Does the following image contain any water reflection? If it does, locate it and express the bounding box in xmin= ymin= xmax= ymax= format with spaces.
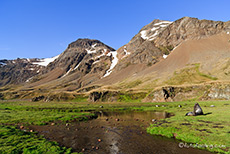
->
xmin=28 ymin=111 xmax=212 ymax=154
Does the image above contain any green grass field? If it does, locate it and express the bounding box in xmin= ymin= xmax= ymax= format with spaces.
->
xmin=0 ymin=101 xmax=97 ymax=154
xmin=146 ymin=100 xmax=230 ymax=154
xmin=0 ymin=100 xmax=229 ymax=153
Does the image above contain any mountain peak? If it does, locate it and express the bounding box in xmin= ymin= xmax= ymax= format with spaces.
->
xmin=68 ymin=38 xmax=115 ymax=51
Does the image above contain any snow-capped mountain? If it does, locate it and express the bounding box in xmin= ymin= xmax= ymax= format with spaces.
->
xmin=2 ymin=17 xmax=230 ymax=101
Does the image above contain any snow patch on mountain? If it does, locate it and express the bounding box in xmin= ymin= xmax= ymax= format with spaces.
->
xmin=140 ymin=20 xmax=171 ymax=41
xmin=62 ymin=68 xmax=73 ymax=78
xmin=92 ymin=43 xmax=97 ymax=48
xmin=122 ymin=46 xmax=131 ymax=59
xmin=154 ymin=21 xmax=172 ymax=26
xmin=0 ymin=62 xmax=7 ymax=65
xmin=151 ymin=27 xmax=159 ymax=31
xmin=148 ymin=31 xmax=159 ymax=41
xmin=86 ymin=49 xmax=97 ymax=54
xmin=103 ymin=51 xmax=118 ymax=78
xmin=33 ymin=55 xmax=60 ymax=66
xmin=26 ymin=77 xmax=33 ymax=83
xmin=140 ymin=30 xmax=148 ymax=40
xmin=86 ymin=43 xmax=98 ymax=54
xmin=73 ymin=61 xmax=82 ymax=70
xmin=163 ymin=54 xmax=168 ymax=59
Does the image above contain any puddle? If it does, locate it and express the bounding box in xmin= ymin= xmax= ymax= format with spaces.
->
xmin=29 ymin=111 xmax=212 ymax=154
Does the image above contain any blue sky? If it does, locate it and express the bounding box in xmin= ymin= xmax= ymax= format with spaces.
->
xmin=0 ymin=0 xmax=230 ymax=59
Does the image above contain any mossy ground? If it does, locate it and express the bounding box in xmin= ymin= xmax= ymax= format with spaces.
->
xmin=0 ymin=125 xmax=74 ymax=154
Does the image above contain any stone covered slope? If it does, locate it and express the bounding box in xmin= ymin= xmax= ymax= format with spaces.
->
xmin=0 ymin=58 xmax=44 ymax=86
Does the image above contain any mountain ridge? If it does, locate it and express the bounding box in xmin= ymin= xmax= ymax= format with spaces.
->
xmin=1 ymin=16 xmax=230 ymax=102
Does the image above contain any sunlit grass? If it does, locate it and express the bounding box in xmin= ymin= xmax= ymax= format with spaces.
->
xmin=147 ymin=100 xmax=230 ymax=153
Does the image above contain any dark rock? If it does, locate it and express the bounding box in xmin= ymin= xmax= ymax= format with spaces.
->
xmin=32 ymin=95 xmax=45 ymax=102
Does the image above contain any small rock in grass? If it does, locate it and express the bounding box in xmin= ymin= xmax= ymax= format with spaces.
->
xmin=115 ymin=118 xmax=119 ymax=121
xmin=98 ymin=138 xmax=102 ymax=142
xmin=96 ymin=146 xmax=99 ymax=150
xmin=30 ymin=130 xmax=33 ymax=132
xmin=82 ymin=148 xmax=85 ymax=152
xmin=156 ymin=105 xmax=159 ymax=107
xmin=66 ymin=123 xmax=69 ymax=126
xmin=99 ymin=106 xmax=104 ymax=108
xmin=152 ymin=119 xmax=156 ymax=122
xmin=210 ymin=105 xmax=215 ymax=107
xmin=20 ymin=126 xmax=24 ymax=129
xmin=178 ymin=105 xmax=182 ymax=108
xmin=51 ymin=123 xmax=55 ymax=126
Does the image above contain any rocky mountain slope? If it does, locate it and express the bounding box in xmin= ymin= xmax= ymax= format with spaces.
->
xmin=1 ymin=17 xmax=230 ymax=102
xmin=27 ymin=39 xmax=117 ymax=90
xmin=116 ymin=17 xmax=230 ymax=69
xmin=0 ymin=58 xmax=45 ymax=86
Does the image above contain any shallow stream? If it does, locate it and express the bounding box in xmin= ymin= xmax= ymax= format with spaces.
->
xmin=29 ymin=111 xmax=212 ymax=154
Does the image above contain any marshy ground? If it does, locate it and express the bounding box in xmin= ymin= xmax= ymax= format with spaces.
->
xmin=0 ymin=100 xmax=229 ymax=153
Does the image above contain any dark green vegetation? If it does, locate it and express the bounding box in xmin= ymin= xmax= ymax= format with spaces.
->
xmin=0 ymin=126 xmax=73 ymax=154
xmin=0 ymin=100 xmax=229 ymax=153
